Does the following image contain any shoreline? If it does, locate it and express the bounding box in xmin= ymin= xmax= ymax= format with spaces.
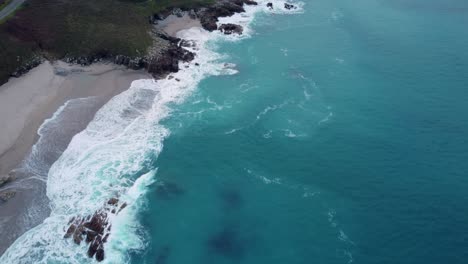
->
xmin=0 ymin=12 xmax=199 ymax=254
xmin=0 ymin=60 xmax=150 ymax=254
xmin=0 ymin=0 xmax=300 ymax=260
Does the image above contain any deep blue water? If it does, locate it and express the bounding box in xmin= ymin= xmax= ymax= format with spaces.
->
xmin=137 ymin=0 xmax=468 ymax=263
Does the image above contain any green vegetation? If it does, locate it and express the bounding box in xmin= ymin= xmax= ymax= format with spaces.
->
xmin=0 ymin=0 xmax=214 ymax=85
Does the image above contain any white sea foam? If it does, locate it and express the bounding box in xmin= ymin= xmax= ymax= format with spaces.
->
xmin=327 ymin=209 xmax=356 ymax=263
xmin=256 ymin=100 xmax=290 ymax=120
xmin=318 ymin=110 xmax=334 ymax=125
xmin=245 ymin=167 xmax=319 ymax=199
xmin=0 ymin=1 xmax=304 ymax=263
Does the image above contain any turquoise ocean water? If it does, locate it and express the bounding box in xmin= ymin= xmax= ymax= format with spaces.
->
xmin=138 ymin=1 xmax=468 ymax=263
xmin=2 ymin=0 xmax=468 ymax=263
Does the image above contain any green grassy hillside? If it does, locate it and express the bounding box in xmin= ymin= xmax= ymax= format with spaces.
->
xmin=0 ymin=0 xmax=214 ymax=85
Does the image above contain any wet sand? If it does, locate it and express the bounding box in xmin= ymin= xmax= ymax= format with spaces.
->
xmin=0 ymin=61 xmax=150 ymax=254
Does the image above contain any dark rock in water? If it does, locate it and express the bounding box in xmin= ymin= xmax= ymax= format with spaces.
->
xmin=244 ymin=0 xmax=258 ymax=5
xmin=107 ymin=197 xmax=119 ymax=206
xmin=155 ymin=246 xmax=171 ymax=264
xmin=232 ymin=0 xmax=258 ymax=6
xmin=64 ymin=198 xmax=126 ymax=262
xmin=219 ymin=23 xmax=243 ymax=35
xmin=284 ymin=3 xmax=296 ymax=10
xmin=208 ymin=227 xmax=244 ymax=259
xmin=267 ymin=2 xmax=273 ymax=9
xmin=0 ymin=190 xmax=16 ymax=202
xmin=195 ymin=63 xmax=200 ymax=66
xmin=200 ymin=15 xmax=219 ymax=31
xmin=96 ymin=247 xmax=105 ymax=262
xmin=146 ymin=42 xmax=195 ymax=77
xmin=155 ymin=182 xmax=185 ymax=200
xmin=87 ymin=235 xmax=102 ymax=258
xmin=113 ymin=29 xmax=195 ymax=78
xmin=219 ymin=189 xmax=243 ymax=210
xmin=149 ymin=13 xmax=163 ymax=24
xmin=179 ymin=39 xmax=196 ymax=48
xmin=198 ymin=0 xmax=248 ymax=31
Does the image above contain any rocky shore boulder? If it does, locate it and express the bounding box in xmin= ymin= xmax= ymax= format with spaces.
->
xmin=199 ymin=0 xmax=258 ymax=31
xmin=64 ymin=198 xmax=127 ymax=262
xmin=219 ymin=23 xmax=244 ymax=35
xmin=113 ymin=28 xmax=195 ymax=78
xmin=232 ymin=0 xmax=258 ymax=6
xmin=0 ymin=190 xmax=16 ymax=202
xmin=267 ymin=2 xmax=273 ymax=9
xmin=284 ymin=3 xmax=296 ymax=10
xmin=146 ymin=42 xmax=195 ymax=77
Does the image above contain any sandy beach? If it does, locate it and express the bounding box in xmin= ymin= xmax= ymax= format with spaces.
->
xmin=0 ymin=13 xmax=201 ymax=256
xmin=0 ymin=61 xmax=150 ymax=254
xmin=156 ymin=14 xmax=202 ymax=37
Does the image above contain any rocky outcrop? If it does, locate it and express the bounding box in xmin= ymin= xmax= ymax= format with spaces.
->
xmin=267 ymin=2 xmax=273 ymax=9
xmin=198 ymin=0 xmax=257 ymax=31
xmin=115 ymin=28 xmax=194 ymax=77
xmin=10 ymin=56 xmax=43 ymax=78
xmin=64 ymin=198 xmax=127 ymax=262
xmin=0 ymin=190 xmax=16 ymax=202
xmin=59 ymin=27 xmax=194 ymax=79
xmin=219 ymin=23 xmax=244 ymax=35
xmin=284 ymin=3 xmax=296 ymax=10
xmin=145 ymin=41 xmax=195 ymax=77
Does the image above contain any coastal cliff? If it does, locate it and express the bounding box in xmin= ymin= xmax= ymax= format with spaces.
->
xmin=0 ymin=0 xmax=214 ymax=85
xmin=0 ymin=0 xmax=264 ymax=86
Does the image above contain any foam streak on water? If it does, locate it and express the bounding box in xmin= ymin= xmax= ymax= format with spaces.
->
xmin=0 ymin=1 xmax=303 ymax=263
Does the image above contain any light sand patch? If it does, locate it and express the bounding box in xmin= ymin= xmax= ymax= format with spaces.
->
xmin=157 ymin=14 xmax=202 ymax=37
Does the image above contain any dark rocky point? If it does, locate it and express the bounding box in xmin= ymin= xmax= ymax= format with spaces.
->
xmin=219 ymin=23 xmax=244 ymax=35
xmin=284 ymin=3 xmax=296 ymax=10
xmin=198 ymin=0 xmax=256 ymax=31
xmin=179 ymin=39 xmax=196 ymax=48
xmin=267 ymin=2 xmax=273 ymax=9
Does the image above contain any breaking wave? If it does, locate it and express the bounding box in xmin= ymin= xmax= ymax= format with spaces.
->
xmin=0 ymin=1 xmax=303 ymax=263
